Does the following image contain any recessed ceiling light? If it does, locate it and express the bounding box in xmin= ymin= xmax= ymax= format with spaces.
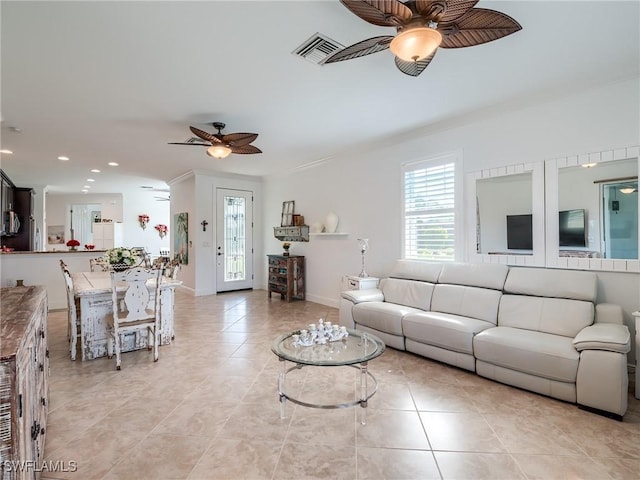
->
xmin=108 ymin=162 xmax=119 ymax=166
xmin=90 ymin=169 xmax=101 ymax=173
xmin=83 ymin=185 xmax=91 ymax=189
xmin=87 ymin=178 xmax=95 ymax=182
xmin=81 ymin=189 xmax=88 ymax=193
xmin=0 ymin=149 xmax=13 ymax=154
xmin=58 ymin=156 xmax=70 ymax=161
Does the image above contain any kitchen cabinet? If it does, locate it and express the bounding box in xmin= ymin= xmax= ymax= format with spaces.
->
xmin=267 ymin=255 xmax=305 ymax=302
xmin=0 ymin=286 xmax=49 ymax=480
xmin=92 ymin=222 xmax=123 ymax=250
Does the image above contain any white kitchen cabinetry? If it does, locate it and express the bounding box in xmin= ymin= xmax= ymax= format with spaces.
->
xmin=92 ymin=222 xmax=123 ymax=250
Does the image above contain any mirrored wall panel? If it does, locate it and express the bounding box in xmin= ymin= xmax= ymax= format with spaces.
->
xmin=466 ymin=162 xmax=545 ymax=266
xmin=546 ymin=145 xmax=640 ymax=272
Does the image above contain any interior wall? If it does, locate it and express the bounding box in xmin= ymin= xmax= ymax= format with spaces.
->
xmin=193 ymin=171 xmax=262 ymax=297
xmin=121 ymin=188 xmax=171 ymax=257
xmin=169 ymin=174 xmax=196 ymax=292
xmin=45 ymin=193 xmax=123 ymax=249
xmin=262 ymin=77 xmax=640 ymax=361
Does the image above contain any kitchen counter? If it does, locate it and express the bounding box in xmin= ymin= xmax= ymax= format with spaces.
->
xmin=0 ymin=250 xmax=115 ymax=309
xmin=1 ymin=249 xmax=106 ymax=254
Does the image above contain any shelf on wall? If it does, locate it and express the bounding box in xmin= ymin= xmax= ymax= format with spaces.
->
xmin=309 ymin=232 xmax=349 ymax=236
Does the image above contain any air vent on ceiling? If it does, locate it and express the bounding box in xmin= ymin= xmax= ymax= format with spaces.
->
xmin=293 ymin=33 xmax=344 ymax=65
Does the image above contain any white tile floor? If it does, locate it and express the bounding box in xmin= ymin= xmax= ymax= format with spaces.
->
xmin=43 ymin=289 xmax=640 ymax=479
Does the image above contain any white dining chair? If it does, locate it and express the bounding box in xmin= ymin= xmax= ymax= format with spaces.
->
xmin=59 ymin=260 xmax=80 ymax=361
xmin=106 ymin=267 xmax=162 ymax=370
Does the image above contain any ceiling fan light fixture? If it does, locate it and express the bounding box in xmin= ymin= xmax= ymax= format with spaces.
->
xmin=206 ymin=144 xmax=232 ymax=159
xmin=390 ymin=25 xmax=442 ymax=62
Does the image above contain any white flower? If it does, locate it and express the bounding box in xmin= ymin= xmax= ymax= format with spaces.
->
xmin=122 ymin=250 xmax=130 ymax=258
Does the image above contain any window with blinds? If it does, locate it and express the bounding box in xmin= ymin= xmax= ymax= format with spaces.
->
xmin=403 ymin=157 xmax=457 ymax=261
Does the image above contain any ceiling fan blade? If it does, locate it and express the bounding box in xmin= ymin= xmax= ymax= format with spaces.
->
xmin=230 ymin=145 xmax=262 ymax=155
xmin=339 ymin=0 xmax=412 ymax=27
xmin=439 ymin=8 xmax=522 ymax=48
xmin=323 ymin=36 xmax=393 ymax=64
xmin=394 ymin=50 xmax=437 ymax=77
xmin=189 ymin=126 xmax=223 ymax=144
xmin=168 ymin=141 xmax=209 ymax=146
xmin=416 ymin=0 xmax=479 ymax=23
xmin=222 ymin=133 xmax=258 ymax=147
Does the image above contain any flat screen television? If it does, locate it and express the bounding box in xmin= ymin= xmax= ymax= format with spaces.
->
xmin=506 ymin=214 xmax=533 ymax=250
xmin=559 ymin=209 xmax=586 ymax=247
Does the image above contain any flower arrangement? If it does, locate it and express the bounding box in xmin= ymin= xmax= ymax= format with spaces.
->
xmin=138 ymin=214 xmax=150 ymax=230
xmin=66 ymin=239 xmax=80 ymax=250
xmin=282 ymin=242 xmax=291 ymax=256
xmin=103 ymin=247 xmax=139 ymax=267
xmin=84 ymin=244 xmax=95 ymax=250
xmin=155 ymin=224 xmax=168 ymax=238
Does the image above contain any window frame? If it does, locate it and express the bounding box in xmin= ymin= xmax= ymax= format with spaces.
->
xmin=401 ymin=151 xmax=464 ymax=262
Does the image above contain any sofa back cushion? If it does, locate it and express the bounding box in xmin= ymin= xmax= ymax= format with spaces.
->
xmin=380 ymin=278 xmax=435 ymax=311
xmin=438 ymin=263 xmax=509 ymax=291
xmin=504 ymin=267 xmax=597 ymax=302
xmin=389 ymin=260 xmax=442 ymax=283
xmin=499 ymin=294 xmax=594 ymax=337
xmin=431 ymin=284 xmax=502 ymax=324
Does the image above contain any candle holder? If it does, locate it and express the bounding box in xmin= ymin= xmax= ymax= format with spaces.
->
xmin=358 ymin=238 xmax=369 ymax=277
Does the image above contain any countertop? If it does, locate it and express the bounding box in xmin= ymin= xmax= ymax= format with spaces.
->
xmin=0 ymin=286 xmax=47 ymax=360
xmin=1 ymin=249 xmax=106 ymax=255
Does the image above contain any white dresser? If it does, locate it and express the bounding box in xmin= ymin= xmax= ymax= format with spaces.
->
xmin=343 ymin=275 xmax=379 ymax=291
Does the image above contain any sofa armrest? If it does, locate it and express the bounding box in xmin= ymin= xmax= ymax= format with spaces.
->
xmin=595 ymin=303 xmax=624 ymax=324
xmin=341 ymin=288 xmax=384 ymax=304
xmin=573 ymin=323 xmax=630 ymax=354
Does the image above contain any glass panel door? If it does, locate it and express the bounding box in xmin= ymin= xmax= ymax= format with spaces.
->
xmin=216 ymin=188 xmax=253 ymax=292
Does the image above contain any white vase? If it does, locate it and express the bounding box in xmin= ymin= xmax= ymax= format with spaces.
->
xmin=324 ymin=212 xmax=339 ymax=233
xmin=310 ymin=222 xmax=324 ymax=233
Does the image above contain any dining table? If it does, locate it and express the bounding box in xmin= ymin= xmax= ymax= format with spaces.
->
xmin=71 ymin=271 xmax=182 ymax=361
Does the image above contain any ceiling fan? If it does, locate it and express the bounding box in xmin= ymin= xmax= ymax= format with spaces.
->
xmin=323 ymin=0 xmax=522 ymax=77
xmin=169 ymin=122 xmax=262 ymax=159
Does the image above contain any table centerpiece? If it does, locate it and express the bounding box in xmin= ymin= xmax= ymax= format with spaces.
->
xmin=103 ymin=247 xmax=139 ymax=271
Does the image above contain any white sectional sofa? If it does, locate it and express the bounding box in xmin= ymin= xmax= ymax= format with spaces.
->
xmin=339 ymin=260 xmax=632 ymax=418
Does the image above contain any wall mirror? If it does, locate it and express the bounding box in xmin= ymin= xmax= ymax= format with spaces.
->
xmin=466 ymin=162 xmax=545 ymax=266
xmin=545 ymin=145 xmax=640 ymax=272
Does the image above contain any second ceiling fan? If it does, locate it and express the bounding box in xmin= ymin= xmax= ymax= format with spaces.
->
xmin=323 ymin=0 xmax=522 ymax=77
xmin=169 ymin=122 xmax=262 ymax=159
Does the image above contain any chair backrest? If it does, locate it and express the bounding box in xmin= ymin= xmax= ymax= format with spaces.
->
xmin=59 ymin=260 xmax=77 ymax=319
xmin=90 ymin=257 xmax=111 ymax=272
xmin=165 ymin=259 xmax=181 ymax=280
xmin=132 ymin=248 xmax=151 ymax=268
xmin=110 ymin=267 xmax=162 ymax=324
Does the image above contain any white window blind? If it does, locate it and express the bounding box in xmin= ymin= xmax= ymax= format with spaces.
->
xmin=403 ymin=159 xmax=456 ymax=261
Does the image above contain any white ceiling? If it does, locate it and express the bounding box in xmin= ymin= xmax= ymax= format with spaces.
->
xmin=1 ymin=1 xmax=639 ymax=194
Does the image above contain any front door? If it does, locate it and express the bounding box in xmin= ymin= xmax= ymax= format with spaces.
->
xmin=215 ymin=188 xmax=254 ymax=292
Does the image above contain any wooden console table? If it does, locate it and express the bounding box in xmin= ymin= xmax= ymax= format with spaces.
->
xmin=267 ymin=255 xmax=305 ymax=302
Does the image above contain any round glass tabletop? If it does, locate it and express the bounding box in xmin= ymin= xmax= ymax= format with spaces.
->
xmin=271 ymin=328 xmax=385 ymax=366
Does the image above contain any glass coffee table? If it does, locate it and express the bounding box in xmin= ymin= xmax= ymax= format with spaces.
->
xmin=271 ymin=328 xmax=385 ymax=424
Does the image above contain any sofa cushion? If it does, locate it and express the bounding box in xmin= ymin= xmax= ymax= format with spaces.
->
xmin=504 ymin=267 xmax=597 ymax=302
xmin=389 ymin=260 xmax=442 ymax=283
xmin=439 ymin=263 xmax=509 ymax=290
xmin=499 ymin=294 xmax=594 ymax=337
xmin=474 ymin=326 xmax=580 ymax=383
xmin=431 ymin=284 xmax=502 ymax=324
xmin=353 ymin=302 xmax=423 ymax=336
xmin=380 ymin=278 xmax=434 ymax=311
xmin=403 ymin=311 xmax=495 ymax=355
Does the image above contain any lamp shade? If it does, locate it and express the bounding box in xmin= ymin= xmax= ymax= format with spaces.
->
xmin=206 ymin=145 xmax=232 ymax=159
xmin=390 ymin=26 xmax=442 ymax=62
